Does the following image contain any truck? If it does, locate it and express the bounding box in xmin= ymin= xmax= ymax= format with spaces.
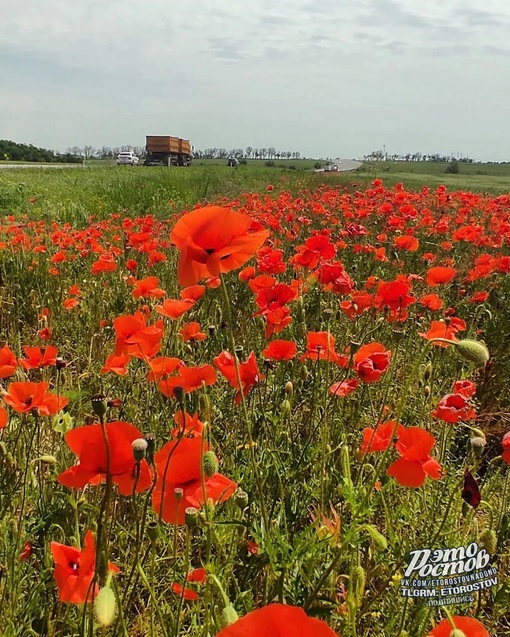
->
xmin=144 ymin=136 xmax=192 ymax=167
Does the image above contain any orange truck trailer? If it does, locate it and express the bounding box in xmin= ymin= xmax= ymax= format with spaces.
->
xmin=144 ymin=136 xmax=192 ymax=166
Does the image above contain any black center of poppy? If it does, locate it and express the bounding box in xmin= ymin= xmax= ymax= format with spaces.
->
xmin=205 ymin=248 xmax=215 ymax=255
xmin=68 ymin=560 xmax=79 ymax=571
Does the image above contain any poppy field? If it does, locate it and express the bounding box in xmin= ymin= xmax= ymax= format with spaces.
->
xmin=1 ymin=168 xmax=510 ymax=637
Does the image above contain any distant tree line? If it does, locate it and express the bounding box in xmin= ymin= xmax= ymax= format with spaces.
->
xmin=0 ymin=140 xmax=83 ymax=163
xmin=193 ymin=147 xmax=302 ymax=160
xmin=364 ymin=150 xmax=475 ymax=163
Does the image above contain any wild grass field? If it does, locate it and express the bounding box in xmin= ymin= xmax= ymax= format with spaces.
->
xmin=0 ymin=164 xmax=509 ymax=637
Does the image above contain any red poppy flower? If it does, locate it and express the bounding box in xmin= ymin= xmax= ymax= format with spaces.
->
xmin=0 ymin=405 xmax=8 ymax=429
xmin=180 ymin=285 xmax=206 ymax=301
xmin=239 ymin=266 xmax=256 ymax=281
xmin=132 ymin=276 xmax=166 ymax=299
xmin=100 ymin=354 xmax=131 ymax=376
xmin=387 ymin=426 xmax=443 ymax=487
xmin=393 ymin=235 xmax=419 ymax=251
xmin=360 ymin=421 xmax=397 ymax=453
xmin=374 ymin=277 xmax=416 ymax=320
xmin=426 ymin=266 xmax=456 ymax=286
xmin=179 ymin=322 xmax=207 ymax=342
xmin=299 ymin=332 xmax=347 ymax=365
xmin=63 ymin=298 xmax=79 ymax=311
xmin=419 ymin=320 xmax=460 ymax=347
xmin=264 ymin=306 xmax=293 ymax=338
xmin=152 ymin=437 xmax=237 ymax=524
xmin=20 ymin=345 xmax=58 ymax=370
xmin=171 ymin=567 xmax=207 ymax=600
xmin=170 ymin=206 xmax=269 ymax=286
xmin=419 ymin=294 xmax=443 ymax=311
xmin=353 ymin=343 xmax=391 ymax=383
xmin=171 ymin=411 xmax=204 ymax=438
xmin=113 ymin=312 xmax=164 ymax=359
xmin=452 ymin=380 xmax=476 ymax=398
xmin=57 ymin=421 xmax=152 ymax=495
xmin=316 ymin=261 xmax=354 ymax=295
xmin=159 ymin=364 xmax=217 ymax=398
xmin=147 ymin=357 xmax=183 ymax=382
xmin=469 ymin=291 xmax=489 ymax=303
xmin=214 ymin=351 xmax=263 ymax=403
xmin=51 ymin=530 xmax=119 ymax=604
xmin=462 ymin=469 xmax=481 ymax=509
xmin=3 ymin=381 xmax=68 ymax=416
xmin=425 ymin=616 xmax=489 ymax=637
xmin=0 ymin=345 xmax=18 ymax=378
xmin=19 ymin=540 xmax=33 ymax=562
xmin=432 ymin=393 xmax=477 ymax=423
xmin=216 ymin=604 xmax=339 ymax=636
xmin=262 ymin=340 xmax=297 ymax=361
xmin=155 ymin=298 xmax=195 ymax=319
xmin=501 ymin=431 xmax=510 ymax=464
xmin=329 ymin=379 xmax=359 ymax=397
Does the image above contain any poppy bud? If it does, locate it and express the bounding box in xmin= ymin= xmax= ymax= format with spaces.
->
xmin=454 ymin=339 xmax=490 ymax=367
xmin=469 ymin=436 xmax=486 ymax=458
xmin=235 ymin=489 xmax=249 ymax=510
xmin=173 ymin=385 xmax=185 ymax=406
xmin=340 ymin=445 xmax=352 ymax=488
xmin=144 ymin=433 xmax=156 ymax=464
xmin=199 ymin=394 xmax=211 ymax=420
xmin=0 ymin=442 xmax=7 ymax=457
xmin=281 ymin=399 xmax=291 ymax=418
xmin=363 ymin=525 xmax=388 ymax=552
xmin=349 ymin=341 xmax=361 ymax=356
xmin=221 ymin=604 xmax=239 ymax=628
xmin=300 ymin=365 xmax=309 ymax=381
xmin=92 ymin=394 xmax=107 ymax=420
xmin=147 ymin=521 xmax=160 ymax=542
xmin=203 ymin=451 xmax=219 ymax=477
xmin=94 ymin=586 xmax=117 ymax=627
xmin=34 ymin=455 xmax=57 ymax=465
xmin=323 ymin=308 xmax=334 ymax=321
xmin=131 ymin=438 xmax=148 ymax=462
xmin=185 ymin=506 xmax=199 ymax=528
xmin=55 ymin=356 xmax=66 ymax=370
xmin=5 ymin=452 xmax=15 ymax=469
xmin=479 ymin=528 xmax=497 ymax=554
xmin=423 ymin=361 xmax=433 ymax=381
xmin=285 ymin=381 xmax=293 ymax=396
xmin=351 ymin=565 xmax=366 ymax=602
xmin=423 ymin=385 xmax=431 ymax=398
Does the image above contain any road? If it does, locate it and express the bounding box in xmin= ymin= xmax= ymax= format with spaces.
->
xmin=315 ymin=159 xmax=362 ymax=173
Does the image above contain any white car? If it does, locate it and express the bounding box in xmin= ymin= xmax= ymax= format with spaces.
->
xmin=117 ymin=151 xmax=139 ymax=166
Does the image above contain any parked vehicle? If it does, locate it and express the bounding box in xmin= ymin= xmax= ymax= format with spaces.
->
xmin=144 ymin=136 xmax=192 ymax=166
xmin=117 ymin=151 xmax=139 ymax=166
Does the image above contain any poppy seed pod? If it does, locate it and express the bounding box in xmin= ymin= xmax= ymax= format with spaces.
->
xmin=131 ymin=438 xmax=148 ymax=462
xmin=469 ymin=436 xmax=487 ymax=458
xmin=185 ymin=506 xmax=199 ymax=528
xmin=55 ymin=357 xmax=66 ymax=370
xmin=203 ymin=451 xmax=219 ymax=477
xmin=144 ymin=433 xmax=155 ymax=464
xmin=147 ymin=521 xmax=160 ymax=542
xmin=92 ymin=394 xmax=107 ymax=420
xmin=455 ymin=339 xmax=490 ymax=366
xmin=235 ymin=489 xmax=248 ymax=510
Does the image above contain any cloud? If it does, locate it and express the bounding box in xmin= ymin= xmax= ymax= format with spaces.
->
xmin=1 ymin=0 xmax=510 ymax=160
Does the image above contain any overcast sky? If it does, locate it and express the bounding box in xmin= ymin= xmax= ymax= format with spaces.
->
xmin=1 ymin=0 xmax=509 ymax=161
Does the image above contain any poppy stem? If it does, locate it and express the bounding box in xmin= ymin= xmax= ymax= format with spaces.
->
xmin=219 ymin=273 xmax=269 ymax=531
